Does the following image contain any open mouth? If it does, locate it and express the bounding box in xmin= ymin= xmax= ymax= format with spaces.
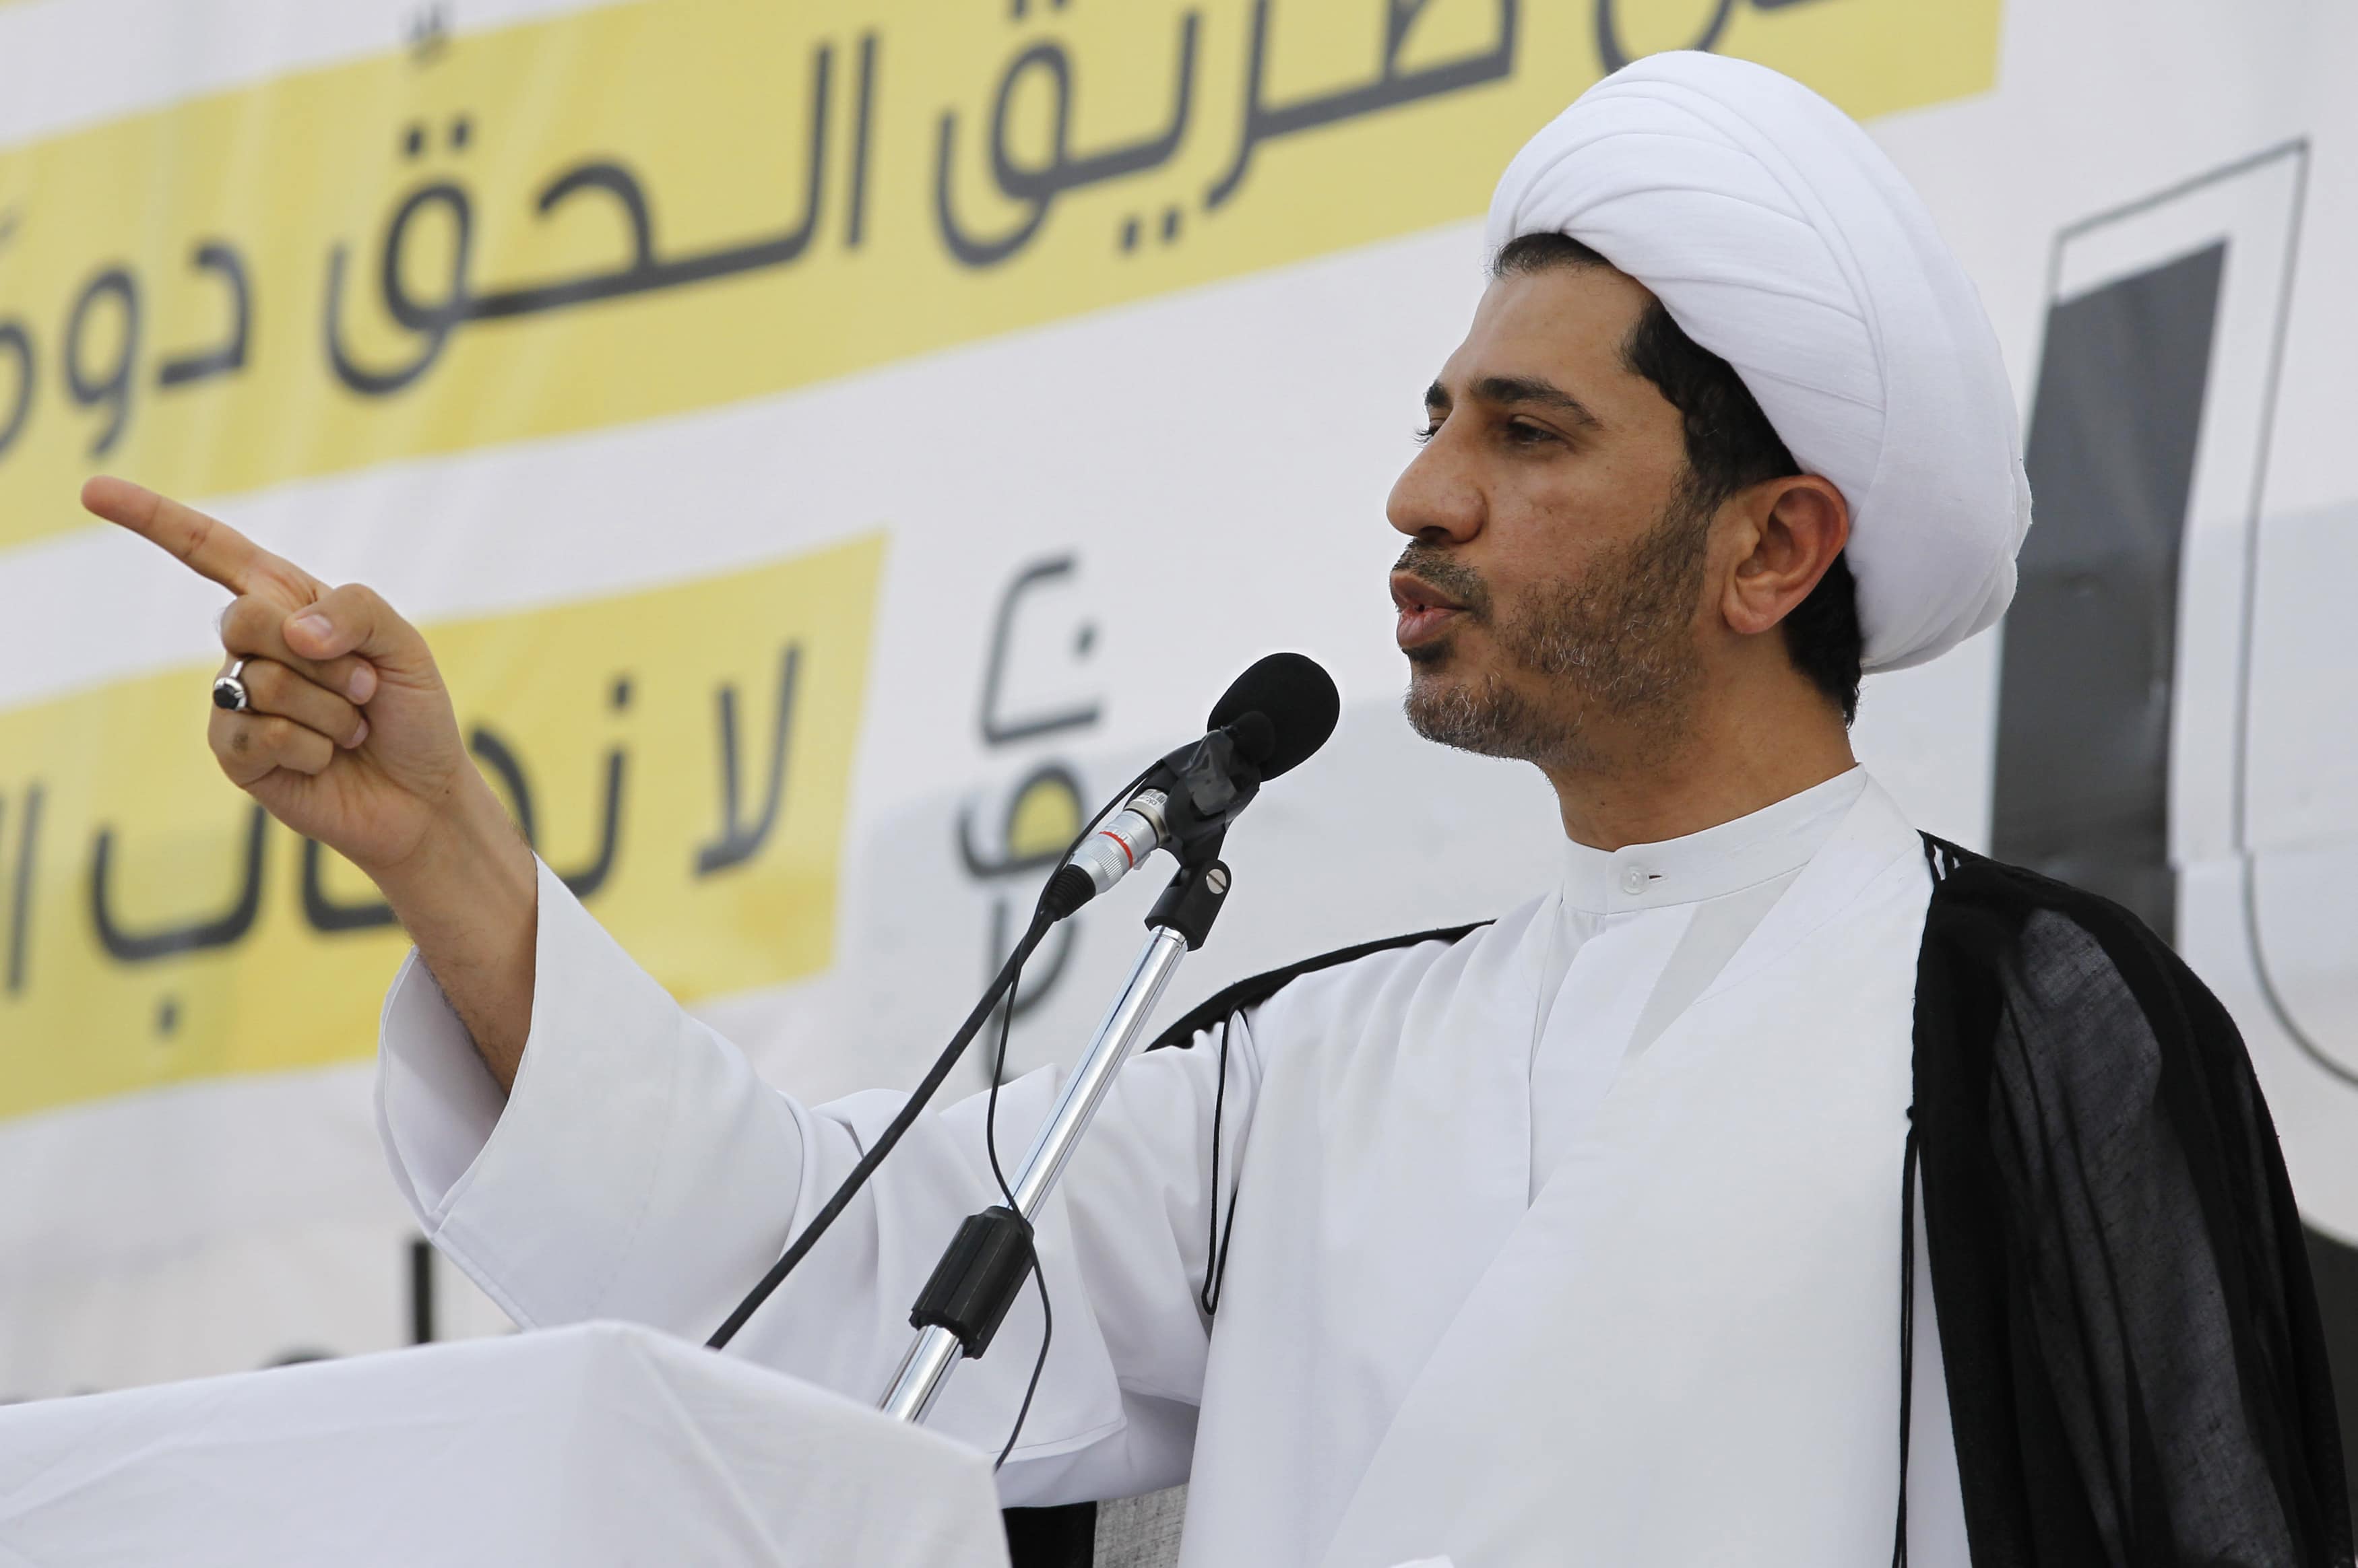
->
xmin=1391 ymin=572 xmax=1470 ymax=650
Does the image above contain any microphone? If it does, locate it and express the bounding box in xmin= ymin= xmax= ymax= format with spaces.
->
xmin=1205 ymin=649 xmax=1339 ymax=781
xmin=711 ymin=654 xmax=1337 ymax=1362
xmin=1043 ymin=653 xmax=1339 ymax=918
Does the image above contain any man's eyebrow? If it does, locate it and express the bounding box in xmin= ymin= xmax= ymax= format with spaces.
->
xmin=1466 ymin=374 xmax=1601 ymax=428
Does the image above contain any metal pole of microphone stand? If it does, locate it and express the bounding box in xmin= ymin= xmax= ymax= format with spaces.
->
xmin=877 ymin=879 xmax=1211 ymax=1425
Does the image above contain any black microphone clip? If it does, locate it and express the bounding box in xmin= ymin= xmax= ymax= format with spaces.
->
xmin=1149 ymin=719 xmax=1272 ymax=868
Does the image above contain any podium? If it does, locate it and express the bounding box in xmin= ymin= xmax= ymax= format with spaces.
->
xmin=0 ymin=1320 xmax=1012 ymax=1567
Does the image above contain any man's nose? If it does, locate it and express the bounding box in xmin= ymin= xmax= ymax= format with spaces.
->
xmin=1386 ymin=428 xmax=1484 ymax=544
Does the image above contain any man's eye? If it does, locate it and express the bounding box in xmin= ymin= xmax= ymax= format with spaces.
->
xmin=1504 ymin=419 xmax=1556 ymax=446
xmin=1412 ymin=421 xmax=1441 ymax=445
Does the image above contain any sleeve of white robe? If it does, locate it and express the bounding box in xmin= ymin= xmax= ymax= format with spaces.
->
xmin=375 ymin=859 xmax=1258 ymax=1505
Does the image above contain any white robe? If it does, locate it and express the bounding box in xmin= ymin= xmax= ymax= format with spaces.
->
xmin=378 ymin=772 xmax=1970 ymax=1567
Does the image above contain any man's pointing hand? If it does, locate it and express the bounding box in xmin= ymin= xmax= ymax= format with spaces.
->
xmin=82 ymin=474 xmax=479 ymax=880
xmin=82 ymin=476 xmax=538 ymax=1083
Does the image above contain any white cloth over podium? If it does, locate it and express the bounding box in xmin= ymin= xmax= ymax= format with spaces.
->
xmin=0 ymin=1320 xmax=1011 ymax=1568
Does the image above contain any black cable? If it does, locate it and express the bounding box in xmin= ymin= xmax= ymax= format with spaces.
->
xmin=705 ymin=911 xmax=1052 ymax=1349
xmin=978 ymin=758 xmax=1168 ymax=1445
xmin=984 ymin=971 xmax=1022 ymax=1203
xmin=1198 ymin=1016 xmax=1243 ymax=1318
xmin=986 ymin=950 xmax=1053 ymax=1470
xmin=1891 ymin=1110 xmax=1919 ymax=1568
xmin=1000 ymin=1264 xmax=1053 ymax=1470
xmin=705 ymin=757 xmax=1163 ymax=1352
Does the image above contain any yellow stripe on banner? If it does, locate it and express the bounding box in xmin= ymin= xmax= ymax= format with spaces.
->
xmin=0 ymin=533 xmax=885 ymax=1120
xmin=0 ymin=0 xmax=2001 ymax=548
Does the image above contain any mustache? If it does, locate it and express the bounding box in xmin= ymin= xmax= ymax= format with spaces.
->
xmin=1392 ymin=542 xmax=1492 ymax=618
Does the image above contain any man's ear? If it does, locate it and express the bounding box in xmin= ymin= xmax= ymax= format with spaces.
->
xmin=1719 ymin=475 xmax=1850 ymax=637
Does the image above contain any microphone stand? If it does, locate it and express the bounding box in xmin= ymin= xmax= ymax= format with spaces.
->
xmin=877 ymin=853 xmax=1233 ymax=1426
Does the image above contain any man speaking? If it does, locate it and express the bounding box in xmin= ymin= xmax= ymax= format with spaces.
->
xmin=86 ymin=52 xmax=2345 ymax=1568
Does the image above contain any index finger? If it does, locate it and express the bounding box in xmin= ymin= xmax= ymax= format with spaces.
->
xmin=82 ymin=476 xmax=321 ymax=600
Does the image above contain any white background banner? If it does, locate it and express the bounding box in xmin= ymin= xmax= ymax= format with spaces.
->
xmin=0 ymin=0 xmax=2352 ymax=1434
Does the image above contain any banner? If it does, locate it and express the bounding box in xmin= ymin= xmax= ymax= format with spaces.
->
xmin=1 ymin=0 xmax=2353 ymax=1442
xmin=0 ymin=534 xmax=881 ymax=1117
xmin=0 ymin=0 xmax=1995 ymax=547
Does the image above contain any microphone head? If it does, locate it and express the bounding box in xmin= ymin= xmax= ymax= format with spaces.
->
xmin=1207 ymin=653 xmax=1339 ymax=781
xmin=1226 ymin=711 xmax=1277 ymax=766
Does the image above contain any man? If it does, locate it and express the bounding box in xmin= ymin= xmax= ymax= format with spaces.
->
xmin=89 ymin=51 xmax=2344 ymax=1568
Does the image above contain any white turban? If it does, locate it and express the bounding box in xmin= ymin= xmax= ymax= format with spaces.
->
xmin=1484 ymin=51 xmax=2030 ymax=672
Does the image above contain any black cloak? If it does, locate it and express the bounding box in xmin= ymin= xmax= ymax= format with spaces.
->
xmin=1912 ymin=835 xmax=2351 ymax=1565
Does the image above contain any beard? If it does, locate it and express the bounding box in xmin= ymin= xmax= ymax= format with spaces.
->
xmin=1400 ymin=482 xmax=1714 ymax=771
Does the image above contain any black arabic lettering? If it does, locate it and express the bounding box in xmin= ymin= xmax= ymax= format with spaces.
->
xmin=957 ymin=760 xmax=1087 ymax=878
xmin=846 ymin=32 xmax=879 ymax=249
xmin=961 ymin=529 xmax=1101 ymax=1045
xmin=559 ymin=746 xmax=627 ymax=899
xmin=469 ymin=64 xmax=824 ymax=313
xmin=0 ymin=238 xmax=254 ymax=465
xmin=961 ymin=760 xmax=1087 ymax=1030
xmin=408 ymin=1235 xmax=437 ymax=1344
xmin=467 ymin=686 xmax=629 ymax=901
xmin=300 ymin=836 xmax=398 ymax=933
xmin=1593 ymin=0 xmax=1826 ymax=73
xmin=265 ymin=1346 xmax=336 ymax=1368
xmin=696 ymin=645 xmax=800 ymax=878
xmin=324 ymin=180 xmax=473 ymax=396
xmin=63 ymin=265 xmax=140 ymax=457
xmin=157 ymin=242 xmax=254 ymax=388
xmin=88 ymin=802 xmax=268 ymax=962
xmin=406 ymin=2 xmax=452 ymax=65
xmin=530 ymin=161 xmax=658 ymax=282
xmin=1593 ymin=0 xmax=1730 ymax=70
xmin=307 ymin=674 xmax=639 ymax=933
xmin=6 ymin=783 xmax=40 ymax=993
xmin=935 ymin=12 xmax=1203 ymax=269
xmin=468 ymin=725 xmax=538 ymax=845
xmin=1207 ymin=0 xmax=1518 ymax=211
xmin=0 ymin=320 xmax=32 ymax=463
xmin=325 ymin=39 xmax=854 ymax=397
xmin=963 ymin=557 xmax=1099 ymax=1032
xmin=980 ymin=557 xmax=1101 ymax=743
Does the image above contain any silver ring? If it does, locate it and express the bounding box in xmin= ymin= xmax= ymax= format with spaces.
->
xmin=212 ymin=658 xmax=251 ymax=713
